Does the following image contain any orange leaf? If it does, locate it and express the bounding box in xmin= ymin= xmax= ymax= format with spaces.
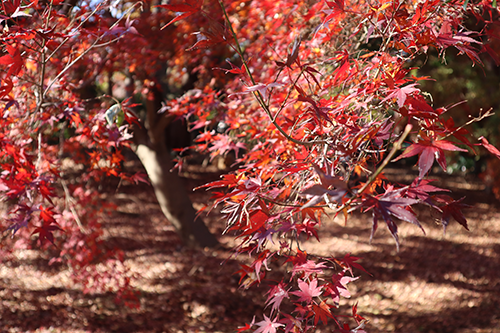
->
xmin=312 ymin=300 xmax=334 ymax=326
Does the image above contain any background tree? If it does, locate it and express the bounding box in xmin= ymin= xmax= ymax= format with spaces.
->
xmin=65 ymin=0 xmax=223 ymax=247
xmin=1 ymin=0 xmax=499 ymax=331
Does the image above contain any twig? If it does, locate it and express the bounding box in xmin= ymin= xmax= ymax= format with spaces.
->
xmin=45 ymin=1 xmax=107 ymax=63
xmin=218 ymin=1 xmax=326 ymax=148
xmin=61 ymin=179 xmax=88 ymax=234
xmin=35 ymin=0 xmax=53 ymax=171
xmin=259 ymin=195 xmax=328 ymax=209
xmin=442 ymin=108 xmax=494 ymax=141
xmin=43 ymin=3 xmax=141 ymax=98
xmin=333 ymin=123 xmax=413 ymax=214
xmin=273 ymin=67 xmax=306 ymax=122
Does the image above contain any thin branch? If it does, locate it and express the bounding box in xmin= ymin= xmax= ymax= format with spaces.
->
xmin=45 ymin=1 xmax=107 ymax=63
xmin=273 ymin=67 xmax=306 ymax=122
xmin=43 ymin=3 xmax=141 ymax=98
xmin=94 ymin=34 xmax=127 ymax=48
xmin=442 ymin=108 xmax=494 ymax=141
xmin=333 ymin=123 xmax=413 ymax=214
xmin=218 ymin=1 xmax=326 ymax=148
xmin=43 ymin=38 xmax=100 ymax=98
xmin=61 ymin=179 xmax=88 ymax=234
xmin=35 ymin=0 xmax=52 ymax=171
xmin=259 ymin=195 xmax=328 ymax=209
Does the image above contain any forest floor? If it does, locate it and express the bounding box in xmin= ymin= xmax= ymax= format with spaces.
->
xmin=1 ymin=161 xmax=500 ymax=333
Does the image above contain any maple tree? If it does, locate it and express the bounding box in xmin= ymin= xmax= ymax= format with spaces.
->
xmin=1 ymin=0 xmax=500 ymax=331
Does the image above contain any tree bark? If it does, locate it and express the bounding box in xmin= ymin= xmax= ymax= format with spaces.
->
xmin=131 ymin=81 xmax=218 ymax=248
xmin=134 ymin=138 xmax=218 ymax=248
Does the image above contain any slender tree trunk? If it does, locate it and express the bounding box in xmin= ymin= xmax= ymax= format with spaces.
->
xmin=134 ymin=139 xmax=218 ymax=248
xmin=131 ymin=81 xmax=218 ymax=248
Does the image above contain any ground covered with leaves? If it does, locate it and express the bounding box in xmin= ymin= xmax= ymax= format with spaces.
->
xmin=1 ymin=163 xmax=499 ymax=333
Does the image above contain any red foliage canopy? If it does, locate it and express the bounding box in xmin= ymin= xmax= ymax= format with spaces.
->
xmin=1 ymin=0 xmax=499 ymax=331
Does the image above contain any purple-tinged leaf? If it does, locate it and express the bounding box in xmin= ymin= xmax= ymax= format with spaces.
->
xmin=418 ymin=146 xmax=437 ymax=179
xmin=362 ymin=188 xmax=421 ymax=249
xmin=405 ymin=178 xmax=448 ymax=205
xmin=285 ymin=36 xmax=301 ymax=68
xmin=434 ymin=195 xmax=470 ymax=233
xmin=335 ymin=253 xmax=371 ymax=276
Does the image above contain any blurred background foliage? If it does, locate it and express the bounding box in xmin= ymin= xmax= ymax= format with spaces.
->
xmin=416 ymin=50 xmax=500 ymax=142
xmin=412 ymin=33 xmax=500 ymax=177
xmin=405 ymin=10 xmax=500 ymax=199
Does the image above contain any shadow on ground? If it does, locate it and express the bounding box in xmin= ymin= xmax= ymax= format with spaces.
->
xmin=1 ymin=168 xmax=500 ymax=332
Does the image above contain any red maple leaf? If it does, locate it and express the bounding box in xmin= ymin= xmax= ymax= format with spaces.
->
xmin=158 ymin=0 xmax=202 ymax=29
xmin=0 ymin=78 xmax=14 ymax=98
xmin=312 ymin=300 xmax=334 ymax=326
xmin=361 ymin=187 xmax=421 ymax=249
xmin=352 ymin=302 xmax=366 ymax=324
xmin=434 ymin=195 xmax=469 ymax=233
xmin=32 ymin=222 xmax=62 ymax=246
xmin=254 ymin=315 xmax=284 ymax=333
xmin=291 ymin=259 xmax=327 ymax=279
xmin=0 ymin=44 xmax=23 ymax=76
xmin=440 ymin=117 xmax=474 ymax=149
xmin=285 ymin=249 xmax=308 ymax=266
xmin=335 ymin=253 xmax=370 ymax=276
xmin=323 ymin=0 xmax=346 ymax=27
xmin=324 ymin=271 xmax=358 ymax=306
xmin=208 ymin=133 xmax=246 ymax=160
xmin=237 ymin=320 xmax=255 ymax=333
xmin=478 ymin=136 xmax=500 ymax=159
xmin=69 ymin=112 xmax=82 ymax=128
xmin=404 ymin=178 xmax=448 ymax=207
xmin=186 ymin=31 xmax=225 ymax=51
xmin=214 ymin=59 xmax=246 ymax=75
xmin=266 ymin=282 xmax=290 ymax=314
xmin=39 ymin=205 xmax=56 ymax=224
xmin=394 ymin=134 xmax=467 ymax=179
xmin=235 ymin=264 xmax=264 ymax=289
xmin=382 ymin=83 xmax=420 ymax=108
xmin=128 ymin=172 xmax=149 ymax=185
xmin=291 ymin=278 xmax=322 ymax=304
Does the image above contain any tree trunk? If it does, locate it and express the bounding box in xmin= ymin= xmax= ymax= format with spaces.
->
xmin=134 ymin=139 xmax=218 ymax=248
xmin=131 ymin=81 xmax=218 ymax=248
